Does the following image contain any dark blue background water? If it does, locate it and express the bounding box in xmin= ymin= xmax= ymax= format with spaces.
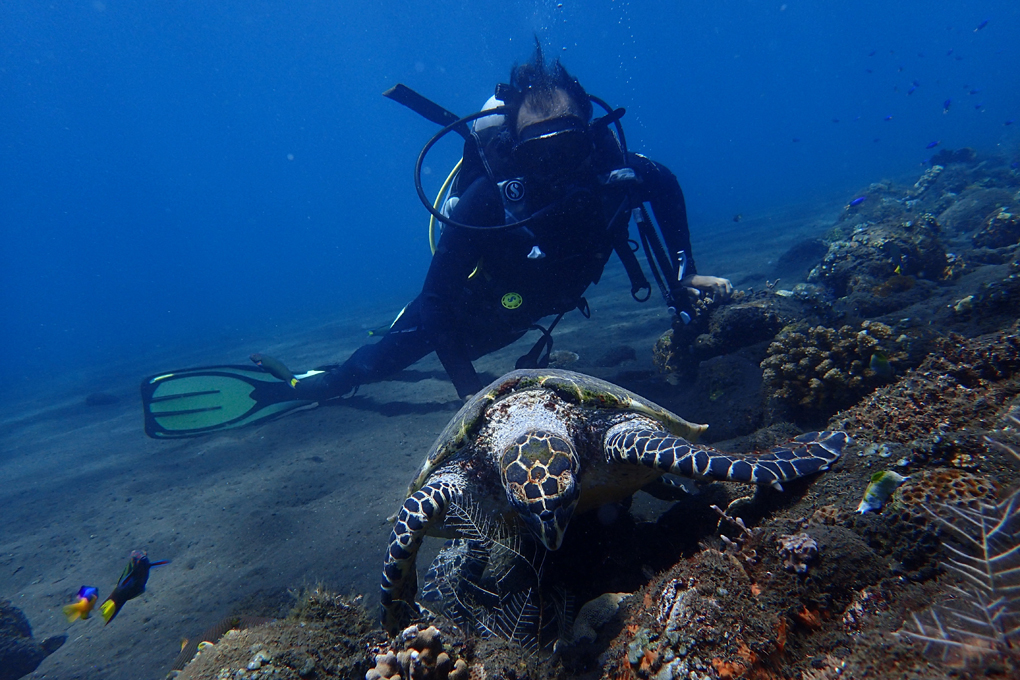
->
xmin=3 ymin=1 xmax=1018 ymax=401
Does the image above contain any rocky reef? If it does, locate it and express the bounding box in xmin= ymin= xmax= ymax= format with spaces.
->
xmin=0 ymin=600 xmax=64 ymax=680
xmin=655 ymin=147 xmax=1020 ymax=430
xmin=172 ymin=589 xmax=383 ymax=680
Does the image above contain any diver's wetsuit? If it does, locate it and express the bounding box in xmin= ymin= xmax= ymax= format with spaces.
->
xmin=306 ymin=144 xmax=697 ymax=400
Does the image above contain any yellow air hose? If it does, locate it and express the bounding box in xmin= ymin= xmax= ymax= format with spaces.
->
xmin=429 ymin=159 xmax=462 ymax=254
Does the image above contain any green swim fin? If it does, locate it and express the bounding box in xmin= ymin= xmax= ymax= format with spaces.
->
xmin=140 ymin=365 xmax=318 ymax=439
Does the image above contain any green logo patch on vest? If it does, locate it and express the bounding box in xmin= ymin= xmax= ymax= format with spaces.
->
xmin=501 ymin=292 xmax=523 ymax=309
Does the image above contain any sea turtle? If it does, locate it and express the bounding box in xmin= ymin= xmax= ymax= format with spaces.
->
xmin=381 ymin=369 xmax=847 ymax=632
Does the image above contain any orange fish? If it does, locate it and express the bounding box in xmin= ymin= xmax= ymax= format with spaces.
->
xmin=62 ymin=586 xmax=99 ymax=622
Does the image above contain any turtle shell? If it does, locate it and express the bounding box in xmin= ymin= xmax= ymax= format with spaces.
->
xmin=406 ymin=368 xmax=708 ymax=496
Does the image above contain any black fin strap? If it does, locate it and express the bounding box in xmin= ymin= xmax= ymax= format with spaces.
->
xmin=577 ymin=297 xmax=591 ymax=319
xmin=515 ymin=313 xmax=565 ymax=369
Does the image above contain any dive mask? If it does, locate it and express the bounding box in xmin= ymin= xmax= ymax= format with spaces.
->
xmin=512 ymin=116 xmax=594 ymax=179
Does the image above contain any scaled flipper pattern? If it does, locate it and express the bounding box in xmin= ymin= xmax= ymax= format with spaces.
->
xmin=606 ymin=423 xmax=847 ymax=491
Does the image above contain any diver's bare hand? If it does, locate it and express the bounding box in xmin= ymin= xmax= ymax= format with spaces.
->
xmin=684 ymin=275 xmax=733 ymax=300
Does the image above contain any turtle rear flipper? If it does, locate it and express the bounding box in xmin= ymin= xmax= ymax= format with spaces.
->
xmin=605 ymin=420 xmax=848 ymax=491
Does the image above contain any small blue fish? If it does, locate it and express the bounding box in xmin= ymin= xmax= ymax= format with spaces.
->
xmin=947 ymin=48 xmax=954 ymax=56
xmin=907 ymin=86 xmax=917 ymax=95
xmin=975 ymin=103 xmax=984 ymax=109
xmin=1006 ymin=119 xmax=1015 ymax=126
xmin=943 ymin=99 xmax=952 ymax=113
xmin=912 ymin=80 xmax=920 ymax=87
xmin=832 ymin=118 xmax=840 ymax=123
xmin=926 ymin=141 xmax=940 ymax=149
xmin=975 ymin=19 xmax=989 ymax=32
xmin=868 ymin=50 xmax=877 ymax=57
xmin=848 ymin=196 xmax=866 ymax=207
xmin=884 ymin=115 xmax=893 ymax=121
xmin=969 ymin=88 xmax=981 ymax=95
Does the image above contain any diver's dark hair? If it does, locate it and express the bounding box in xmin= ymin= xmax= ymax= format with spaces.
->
xmin=508 ymin=40 xmax=592 ymax=130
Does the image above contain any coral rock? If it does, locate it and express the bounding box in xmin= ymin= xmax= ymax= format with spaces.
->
xmin=366 ymin=625 xmax=467 ymax=680
xmin=973 ymin=208 xmax=1020 ymax=248
xmin=569 ymin=592 xmax=630 ymax=644
xmin=777 ymin=532 xmax=818 ymax=574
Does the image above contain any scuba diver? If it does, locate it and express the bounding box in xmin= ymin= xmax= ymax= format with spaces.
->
xmin=140 ymin=45 xmax=731 ymax=438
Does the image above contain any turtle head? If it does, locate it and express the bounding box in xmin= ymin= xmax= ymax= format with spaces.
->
xmin=500 ymin=430 xmax=580 ymax=551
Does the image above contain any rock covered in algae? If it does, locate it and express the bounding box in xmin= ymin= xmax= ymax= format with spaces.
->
xmin=974 ymin=207 xmax=1020 ymax=248
xmin=808 ymin=212 xmax=949 ymax=300
xmin=596 ymin=522 xmax=885 ymax=680
xmin=833 ymin=322 xmax=1020 ymax=461
xmin=566 ymin=592 xmax=631 ymax=645
xmin=0 ymin=600 xmax=65 ymax=680
xmin=653 ymin=288 xmax=816 ymax=381
xmin=172 ymin=590 xmax=381 ymax=680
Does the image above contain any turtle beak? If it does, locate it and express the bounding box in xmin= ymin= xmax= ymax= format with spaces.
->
xmin=500 ymin=431 xmax=580 ymax=551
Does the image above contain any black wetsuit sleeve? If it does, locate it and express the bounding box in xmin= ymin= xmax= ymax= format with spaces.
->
xmin=628 ymin=153 xmax=698 ymax=278
xmin=419 ymin=176 xmax=503 ymax=398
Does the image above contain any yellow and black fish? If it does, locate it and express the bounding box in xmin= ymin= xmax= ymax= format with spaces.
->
xmin=100 ymin=550 xmax=169 ymax=624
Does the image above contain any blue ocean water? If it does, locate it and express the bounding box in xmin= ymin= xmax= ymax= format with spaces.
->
xmin=2 ymin=0 xmax=1018 ymax=398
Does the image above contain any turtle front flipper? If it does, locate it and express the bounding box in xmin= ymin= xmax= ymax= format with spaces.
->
xmin=381 ymin=478 xmax=461 ymax=634
xmin=605 ymin=420 xmax=847 ymax=491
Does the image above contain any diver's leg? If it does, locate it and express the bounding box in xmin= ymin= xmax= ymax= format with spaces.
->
xmin=296 ymin=300 xmax=433 ymax=400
